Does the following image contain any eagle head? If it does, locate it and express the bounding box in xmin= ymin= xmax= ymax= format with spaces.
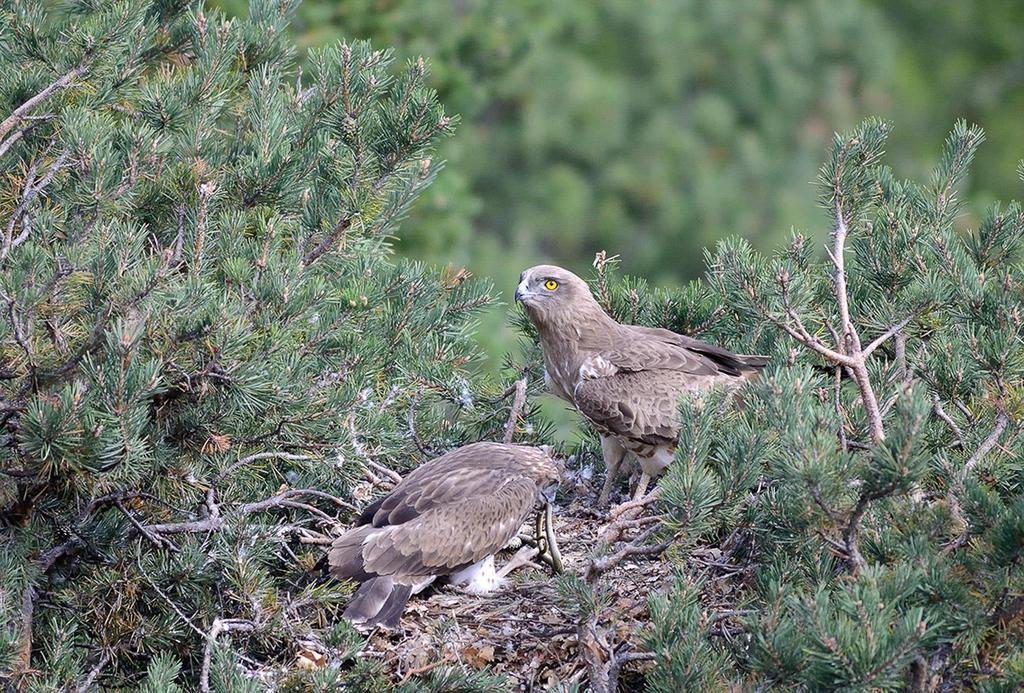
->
xmin=515 ymin=265 xmax=592 ymax=313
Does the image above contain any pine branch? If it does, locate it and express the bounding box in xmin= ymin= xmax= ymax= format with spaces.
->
xmin=931 ymin=393 xmax=964 ymax=448
xmin=0 ymin=63 xmax=88 ymax=142
xmin=406 ymin=391 xmax=439 ymax=457
xmin=841 ymin=480 xmax=898 ymax=575
xmin=191 ymin=182 xmax=215 ymax=274
xmin=74 ymin=651 xmax=110 ymax=693
xmin=0 ymin=115 xmax=53 ymax=160
xmin=829 ymin=210 xmax=886 ymax=444
xmin=239 ymin=490 xmax=348 ymax=524
xmin=115 ymin=500 xmax=178 ymax=552
xmin=2 ymin=146 xmax=72 ymax=263
xmin=213 ymin=452 xmax=314 ymax=485
xmin=962 ymin=411 xmax=1009 ymax=479
xmin=15 ymin=492 xmax=127 ymax=675
xmin=862 ymin=315 xmax=918 ymax=358
xmin=200 ymin=618 xmax=255 ymax=693
xmin=301 ymin=215 xmax=353 ymax=266
xmin=775 ymin=271 xmax=854 ymax=366
xmin=367 ymin=460 xmax=402 ymax=485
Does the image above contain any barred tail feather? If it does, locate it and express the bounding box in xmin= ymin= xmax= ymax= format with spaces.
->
xmin=343 ymin=576 xmax=412 ymax=630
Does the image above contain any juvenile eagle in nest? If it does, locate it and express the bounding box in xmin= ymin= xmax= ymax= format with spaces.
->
xmin=328 ymin=442 xmax=560 ymax=629
xmin=516 ymin=264 xmax=767 ymax=506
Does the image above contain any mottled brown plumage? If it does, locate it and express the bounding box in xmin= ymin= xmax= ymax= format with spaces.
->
xmin=328 ymin=442 xmax=560 ymax=629
xmin=516 ymin=264 xmax=767 ymax=505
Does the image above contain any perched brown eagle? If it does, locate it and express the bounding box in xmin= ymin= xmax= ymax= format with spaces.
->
xmin=515 ymin=264 xmax=767 ymax=506
xmin=327 ymin=442 xmax=560 ymax=629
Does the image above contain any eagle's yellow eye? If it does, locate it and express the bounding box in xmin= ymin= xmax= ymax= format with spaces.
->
xmin=544 ymin=279 xmax=558 ymax=291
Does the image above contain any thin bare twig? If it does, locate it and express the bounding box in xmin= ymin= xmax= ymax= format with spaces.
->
xmin=962 ymin=412 xmax=1009 ymax=479
xmin=0 ymin=64 xmax=87 ymax=142
xmin=116 ymin=500 xmax=178 ymax=552
xmin=406 ymin=391 xmax=434 ymax=456
xmin=214 ymin=451 xmax=313 ymax=485
xmin=396 ymin=656 xmax=454 ymax=686
xmin=368 ymin=460 xmax=402 ymax=485
xmin=138 ymin=558 xmax=211 ymax=641
xmin=0 ymin=116 xmax=53 ymax=160
xmin=608 ymin=487 xmax=662 ymax=520
xmin=200 ymin=618 xmax=255 ymax=693
xmin=931 ymin=393 xmax=964 ymax=448
xmin=3 ymin=146 xmax=72 ymax=263
xmin=502 ymin=376 xmax=528 ymax=444
xmin=191 ymin=182 xmax=215 ymax=274
xmin=16 ymin=492 xmax=125 ymax=674
xmin=862 ymin=315 xmax=917 ymax=357
xmin=239 ymin=491 xmax=346 ymax=525
xmin=809 ymin=482 xmax=841 ymax=523
xmin=835 ymin=366 xmax=848 ymax=451
xmin=830 ymin=209 xmax=886 ymax=444
xmin=586 ymin=525 xmax=673 ymax=581
xmin=75 ymin=650 xmax=110 ymax=693
xmin=301 ymin=215 xmax=353 ymax=266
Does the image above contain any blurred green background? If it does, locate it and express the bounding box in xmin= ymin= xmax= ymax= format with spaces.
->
xmin=219 ymin=0 xmax=1024 ymax=365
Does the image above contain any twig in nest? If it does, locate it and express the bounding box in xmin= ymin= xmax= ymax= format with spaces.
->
xmin=368 ymin=460 xmax=403 ymax=485
xmin=609 ymin=488 xmax=662 ymax=520
xmin=359 ymin=462 xmax=397 ymax=491
xmin=240 ymin=488 xmax=358 ymax=517
xmin=396 ymin=656 xmax=453 ymax=686
xmin=600 ymin=488 xmax=663 ymax=543
xmin=585 ymin=525 xmax=672 ymax=582
xmin=213 ymin=451 xmax=313 ymax=485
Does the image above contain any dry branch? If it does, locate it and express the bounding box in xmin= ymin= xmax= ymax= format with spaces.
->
xmin=200 ymin=618 xmax=255 ymax=693
xmin=962 ymin=412 xmax=1009 ymax=478
xmin=502 ymin=376 xmax=528 ymax=444
xmin=0 ymin=64 xmax=87 ymax=142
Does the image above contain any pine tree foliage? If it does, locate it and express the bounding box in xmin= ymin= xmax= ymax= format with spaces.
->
xmin=0 ymin=1 xmax=532 ymax=689
xmin=565 ymin=121 xmax=1023 ymax=690
xmin=3 ymin=1 xmax=1024 ymax=691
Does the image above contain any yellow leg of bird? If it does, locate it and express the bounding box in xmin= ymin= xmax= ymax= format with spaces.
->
xmin=497 ymin=544 xmax=540 ymax=579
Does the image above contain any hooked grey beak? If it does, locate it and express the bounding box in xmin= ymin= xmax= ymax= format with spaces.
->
xmin=515 ymin=286 xmax=526 ymax=302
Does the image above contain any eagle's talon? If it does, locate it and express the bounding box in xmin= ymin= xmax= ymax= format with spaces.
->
xmin=497 ymin=545 xmax=541 ymax=579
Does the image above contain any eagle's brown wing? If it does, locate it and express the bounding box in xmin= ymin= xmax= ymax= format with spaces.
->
xmin=630 ymin=325 xmax=769 ymax=375
xmin=595 ymin=338 xmax=726 ymax=377
xmin=572 ymin=330 xmax=755 ymax=447
xmin=357 ymin=475 xmax=537 ymax=577
xmin=357 ymin=443 xmax=549 ymax=527
xmin=573 ymin=369 xmax=691 ymax=448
